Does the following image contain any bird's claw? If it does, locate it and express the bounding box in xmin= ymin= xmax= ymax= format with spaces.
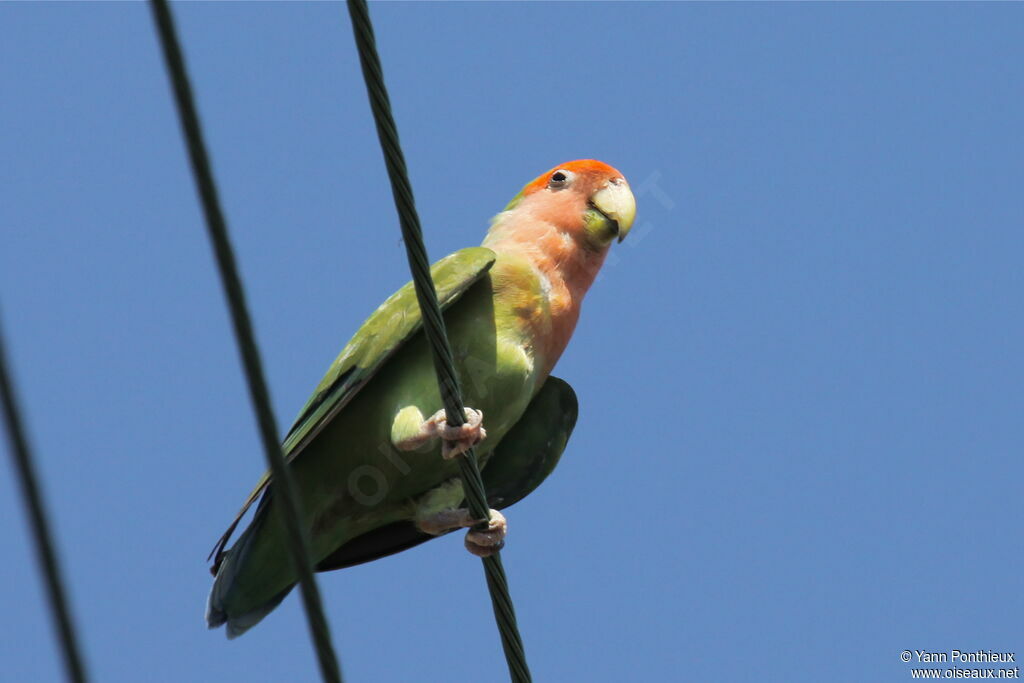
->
xmin=415 ymin=507 xmax=507 ymax=557
xmin=423 ymin=407 xmax=487 ymax=459
xmin=464 ymin=509 xmax=506 ymax=557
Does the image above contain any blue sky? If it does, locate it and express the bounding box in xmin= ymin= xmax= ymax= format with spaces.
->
xmin=2 ymin=3 xmax=1022 ymax=682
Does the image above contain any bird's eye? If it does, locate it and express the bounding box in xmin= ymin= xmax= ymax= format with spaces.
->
xmin=549 ymin=170 xmax=572 ymax=189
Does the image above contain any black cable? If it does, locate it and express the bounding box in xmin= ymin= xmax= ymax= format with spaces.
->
xmin=344 ymin=1 xmax=531 ymax=680
xmin=1 ymin=311 xmax=89 ymax=683
xmin=147 ymin=3 xmax=343 ymax=681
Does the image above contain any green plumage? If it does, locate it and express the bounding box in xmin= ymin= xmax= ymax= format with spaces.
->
xmin=207 ymin=248 xmax=576 ymax=636
xmin=315 ymin=376 xmax=577 ymax=572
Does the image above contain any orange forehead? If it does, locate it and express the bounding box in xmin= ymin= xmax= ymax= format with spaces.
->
xmin=522 ymin=159 xmax=623 ymax=196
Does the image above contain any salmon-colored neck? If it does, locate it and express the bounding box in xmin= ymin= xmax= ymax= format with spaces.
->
xmin=482 ymin=204 xmax=608 ymax=371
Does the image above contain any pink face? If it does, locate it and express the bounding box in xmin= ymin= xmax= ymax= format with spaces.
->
xmin=518 ymin=160 xmax=634 ymax=248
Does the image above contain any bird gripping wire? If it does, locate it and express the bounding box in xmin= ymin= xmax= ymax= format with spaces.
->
xmin=344 ymin=2 xmax=532 ymax=681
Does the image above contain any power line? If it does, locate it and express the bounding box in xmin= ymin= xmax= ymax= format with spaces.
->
xmin=343 ymin=2 xmax=532 ymax=680
xmin=147 ymin=2 xmax=343 ymax=681
xmin=1 ymin=310 xmax=89 ymax=683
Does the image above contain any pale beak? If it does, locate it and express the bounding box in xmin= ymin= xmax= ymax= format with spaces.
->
xmin=591 ymin=179 xmax=637 ymax=243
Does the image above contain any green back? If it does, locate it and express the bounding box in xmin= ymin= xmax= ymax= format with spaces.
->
xmin=210 ymin=247 xmax=496 ymax=566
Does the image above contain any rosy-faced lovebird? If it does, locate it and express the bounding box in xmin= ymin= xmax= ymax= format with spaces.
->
xmin=207 ymin=160 xmax=637 ymax=636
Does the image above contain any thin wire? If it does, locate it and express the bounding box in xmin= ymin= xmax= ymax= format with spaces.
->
xmin=147 ymin=3 xmax=343 ymax=681
xmin=1 ymin=311 xmax=89 ymax=683
xmin=343 ymin=1 xmax=531 ymax=680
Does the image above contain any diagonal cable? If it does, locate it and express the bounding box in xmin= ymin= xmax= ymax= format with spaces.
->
xmin=343 ymin=1 xmax=531 ymax=680
xmin=1 ymin=310 xmax=89 ymax=683
xmin=147 ymin=2 xmax=343 ymax=681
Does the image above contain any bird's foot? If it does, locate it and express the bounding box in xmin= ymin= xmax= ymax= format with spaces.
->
xmin=415 ymin=508 xmax=507 ymax=558
xmin=464 ymin=510 xmax=507 ymax=557
xmin=395 ymin=407 xmax=486 ymax=459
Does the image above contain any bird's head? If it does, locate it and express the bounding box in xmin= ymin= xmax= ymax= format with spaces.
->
xmin=505 ymin=159 xmax=637 ymax=249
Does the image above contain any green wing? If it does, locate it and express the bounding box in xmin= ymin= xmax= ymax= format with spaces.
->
xmin=314 ymin=375 xmax=578 ymax=572
xmin=282 ymin=246 xmax=495 ymax=455
xmin=210 ymin=247 xmax=497 ymax=567
xmin=477 ymin=375 xmax=578 ymax=509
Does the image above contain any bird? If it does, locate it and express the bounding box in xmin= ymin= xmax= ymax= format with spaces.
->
xmin=207 ymin=159 xmax=637 ymax=637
